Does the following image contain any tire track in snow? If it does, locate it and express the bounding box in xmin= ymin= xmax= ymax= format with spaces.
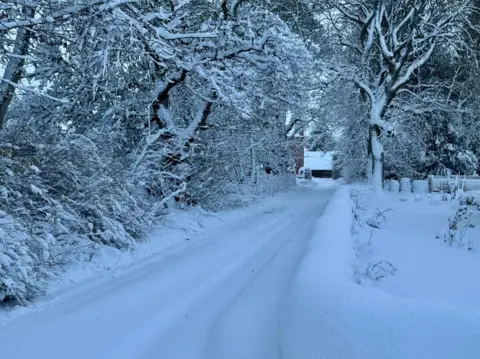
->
xmin=0 ymin=187 xmax=330 ymax=359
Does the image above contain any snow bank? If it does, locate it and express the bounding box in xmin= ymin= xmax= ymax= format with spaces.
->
xmin=296 ymin=177 xmax=342 ymax=191
xmin=295 ymin=186 xmax=355 ymax=283
xmin=282 ymin=186 xmax=480 ymax=359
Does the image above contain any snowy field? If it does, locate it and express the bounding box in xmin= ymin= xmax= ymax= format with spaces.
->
xmin=282 ymin=185 xmax=480 ymax=359
xmin=354 ymin=189 xmax=480 ymax=310
xmin=0 ymin=181 xmax=333 ymax=359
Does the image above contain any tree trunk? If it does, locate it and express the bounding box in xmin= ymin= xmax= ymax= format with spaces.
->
xmin=368 ymin=125 xmax=384 ymax=192
xmin=250 ymin=136 xmax=257 ymax=184
xmin=367 ymin=155 xmax=373 ymax=183
xmin=0 ymin=22 xmax=32 ymax=129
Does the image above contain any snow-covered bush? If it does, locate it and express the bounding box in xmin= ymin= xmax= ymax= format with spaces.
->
xmin=0 ymin=141 xmax=56 ymax=304
xmin=0 ymin=209 xmax=53 ymax=305
xmin=0 ymin=124 xmax=155 ymax=304
xmin=365 ymin=261 xmax=397 ymax=281
xmin=442 ymin=194 xmax=480 ymax=251
xmin=349 ymin=187 xmax=398 ymax=286
xmin=444 ymin=207 xmax=474 ymax=248
xmin=366 ymin=209 xmax=392 ymax=229
xmin=40 ymin=134 xmax=148 ymax=249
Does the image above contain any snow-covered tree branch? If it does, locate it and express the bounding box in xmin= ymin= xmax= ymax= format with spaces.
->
xmin=0 ymin=0 xmax=313 ymax=304
xmin=323 ymin=0 xmax=479 ymax=191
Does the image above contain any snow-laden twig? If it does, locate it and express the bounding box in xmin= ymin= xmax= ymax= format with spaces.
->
xmin=0 ymin=79 xmax=70 ymax=103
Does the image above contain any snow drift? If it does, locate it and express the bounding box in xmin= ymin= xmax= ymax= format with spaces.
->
xmin=281 ymin=186 xmax=480 ymax=359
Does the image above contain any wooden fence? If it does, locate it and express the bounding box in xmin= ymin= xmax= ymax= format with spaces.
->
xmin=429 ymin=175 xmax=480 ymax=193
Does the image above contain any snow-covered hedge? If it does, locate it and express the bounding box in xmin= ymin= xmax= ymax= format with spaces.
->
xmin=0 ymin=213 xmax=51 ymax=305
xmin=0 ymin=141 xmax=59 ymax=304
xmin=0 ymin=123 xmax=297 ymax=305
xmin=0 ymin=128 xmax=153 ymax=304
xmin=281 ymin=186 xmax=480 ymax=359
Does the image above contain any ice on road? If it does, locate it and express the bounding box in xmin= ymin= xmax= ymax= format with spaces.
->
xmin=0 ymin=187 xmax=330 ymax=359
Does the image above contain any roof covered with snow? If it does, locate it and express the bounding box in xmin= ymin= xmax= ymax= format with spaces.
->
xmin=304 ymin=151 xmax=334 ymax=170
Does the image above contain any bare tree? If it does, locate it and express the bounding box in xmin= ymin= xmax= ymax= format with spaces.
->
xmin=323 ymin=0 xmax=478 ymax=191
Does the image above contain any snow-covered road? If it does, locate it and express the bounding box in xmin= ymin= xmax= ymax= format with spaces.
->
xmin=0 ymin=187 xmax=330 ymax=359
